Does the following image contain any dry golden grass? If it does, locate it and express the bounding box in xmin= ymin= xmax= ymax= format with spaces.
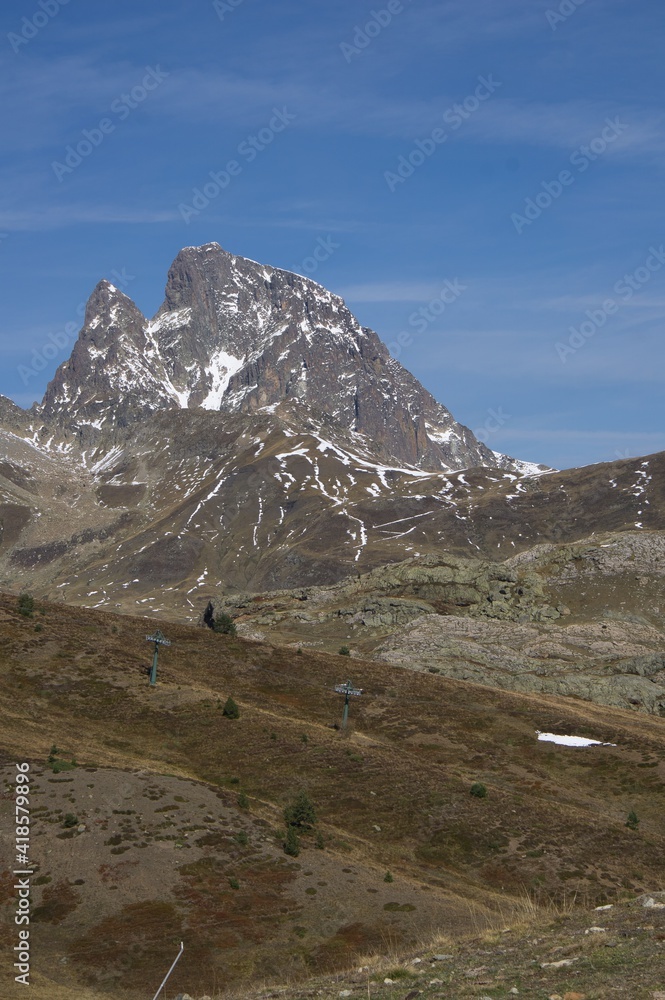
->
xmin=0 ymin=591 xmax=664 ymax=999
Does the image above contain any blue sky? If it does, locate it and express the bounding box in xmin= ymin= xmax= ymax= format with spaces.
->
xmin=0 ymin=0 xmax=663 ymax=470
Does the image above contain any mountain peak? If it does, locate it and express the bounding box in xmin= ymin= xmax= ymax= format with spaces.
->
xmin=32 ymin=242 xmax=522 ymax=471
xmin=84 ymin=278 xmax=144 ymax=329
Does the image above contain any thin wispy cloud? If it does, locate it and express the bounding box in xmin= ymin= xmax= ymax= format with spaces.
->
xmin=463 ymin=99 xmax=665 ymax=155
xmin=2 ymin=53 xmax=663 ymax=155
xmin=0 ymin=205 xmax=180 ymax=231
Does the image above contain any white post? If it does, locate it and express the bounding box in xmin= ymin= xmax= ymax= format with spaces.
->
xmin=151 ymin=941 xmax=184 ymax=1000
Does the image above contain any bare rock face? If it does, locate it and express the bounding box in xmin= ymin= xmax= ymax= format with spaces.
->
xmin=36 ymin=243 xmax=510 ymax=471
xmin=149 ymin=244 xmax=493 ymax=470
xmin=372 ymin=613 xmax=665 ymax=715
xmin=0 ymin=395 xmax=31 ymax=434
xmin=40 ymin=280 xmax=178 ymax=447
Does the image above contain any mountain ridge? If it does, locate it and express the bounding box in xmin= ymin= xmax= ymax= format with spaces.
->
xmin=16 ymin=242 xmax=530 ymax=475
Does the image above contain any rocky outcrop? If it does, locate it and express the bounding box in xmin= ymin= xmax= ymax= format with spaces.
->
xmin=206 ymin=530 xmax=665 ymax=714
xmin=372 ymin=614 xmax=665 ymax=715
xmin=0 ymin=395 xmax=31 ymax=434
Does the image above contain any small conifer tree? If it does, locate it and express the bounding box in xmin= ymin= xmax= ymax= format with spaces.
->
xmin=18 ymin=593 xmax=34 ymax=618
xmin=214 ymin=612 xmax=237 ymax=636
xmin=626 ymin=809 xmax=640 ymax=830
xmin=284 ymin=791 xmax=316 ymax=830
xmin=222 ymin=696 xmax=240 ymax=719
xmin=470 ymin=782 xmax=488 ymax=798
xmin=284 ymin=825 xmax=300 ymax=857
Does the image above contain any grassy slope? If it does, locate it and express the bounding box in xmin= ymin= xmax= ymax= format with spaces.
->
xmin=0 ymin=592 xmax=664 ymax=999
xmin=238 ymin=892 xmax=665 ymax=1000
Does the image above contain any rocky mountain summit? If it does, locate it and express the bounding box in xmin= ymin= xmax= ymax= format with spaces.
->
xmin=35 ymin=242 xmax=517 ymax=472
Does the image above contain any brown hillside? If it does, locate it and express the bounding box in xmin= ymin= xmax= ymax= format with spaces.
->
xmin=0 ymin=592 xmax=664 ymax=999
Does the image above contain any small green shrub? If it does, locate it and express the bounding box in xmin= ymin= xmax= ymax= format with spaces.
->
xmin=228 ymin=877 xmax=240 ymax=890
xmin=213 ymin=613 xmax=237 ymax=636
xmin=47 ymin=745 xmax=78 ymax=773
xmin=470 ymin=782 xmax=488 ymax=798
xmin=63 ymin=813 xmax=78 ymax=828
xmin=284 ymin=825 xmax=300 ymax=857
xmin=381 ymin=967 xmax=411 ymax=980
xmin=338 ymin=645 xmax=351 ymax=656
xmin=315 ymin=831 xmax=324 ymax=850
xmin=235 ymin=831 xmax=248 ymax=846
xmin=222 ymin=697 xmax=240 ymax=719
xmin=237 ymin=792 xmax=249 ymax=810
xmin=52 ymin=760 xmax=76 ymax=774
xmin=626 ymin=810 xmax=640 ymax=830
xmin=383 ymin=870 xmax=393 ymax=883
xmin=284 ymin=791 xmax=316 ymax=830
xmin=18 ymin=593 xmax=35 ymax=618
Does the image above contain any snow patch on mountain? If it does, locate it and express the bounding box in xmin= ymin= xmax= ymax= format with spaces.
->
xmin=201 ymin=349 xmax=245 ymax=410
